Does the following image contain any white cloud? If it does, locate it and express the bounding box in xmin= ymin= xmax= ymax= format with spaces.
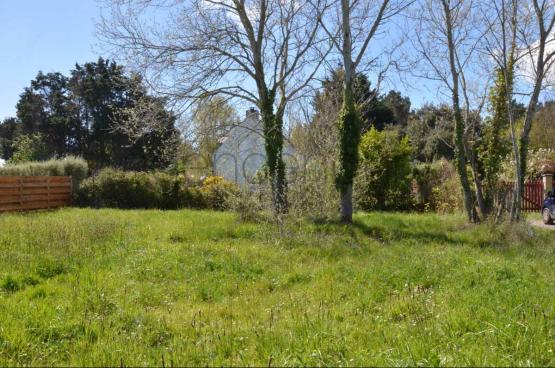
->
xmin=518 ymin=33 xmax=555 ymax=89
xmin=0 ymin=159 xmax=5 ymax=167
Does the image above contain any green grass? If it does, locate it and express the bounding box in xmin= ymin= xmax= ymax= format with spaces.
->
xmin=0 ymin=209 xmax=554 ymax=366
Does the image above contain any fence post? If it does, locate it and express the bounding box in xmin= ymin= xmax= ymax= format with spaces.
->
xmin=542 ymin=173 xmax=553 ymax=199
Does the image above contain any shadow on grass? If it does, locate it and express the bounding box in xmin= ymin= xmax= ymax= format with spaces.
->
xmin=309 ymin=213 xmax=468 ymax=247
xmin=352 ymin=218 xmax=462 ymax=246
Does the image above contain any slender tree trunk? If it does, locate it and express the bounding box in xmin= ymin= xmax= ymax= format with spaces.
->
xmin=514 ymin=90 xmax=541 ymax=221
xmin=468 ymin=148 xmax=486 ymax=219
xmin=511 ymin=35 xmax=544 ymax=222
xmin=442 ymin=0 xmax=475 ymax=222
xmin=465 ymin=117 xmax=486 ymax=219
xmin=508 ymin=96 xmax=520 ymax=221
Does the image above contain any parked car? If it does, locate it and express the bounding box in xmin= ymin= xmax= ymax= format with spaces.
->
xmin=542 ymin=191 xmax=555 ymax=224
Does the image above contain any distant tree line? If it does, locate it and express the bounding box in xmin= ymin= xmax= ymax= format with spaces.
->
xmin=0 ymin=58 xmax=179 ymax=171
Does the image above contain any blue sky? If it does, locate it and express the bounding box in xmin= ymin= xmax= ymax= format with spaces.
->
xmin=0 ymin=0 xmax=437 ymax=122
xmin=0 ymin=0 xmax=100 ymax=120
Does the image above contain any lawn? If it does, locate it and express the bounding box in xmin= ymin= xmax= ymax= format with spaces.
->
xmin=0 ymin=208 xmax=554 ymax=366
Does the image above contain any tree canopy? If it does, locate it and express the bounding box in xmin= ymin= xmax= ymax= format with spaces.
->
xmin=1 ymin=58 xmax=179 ymax=171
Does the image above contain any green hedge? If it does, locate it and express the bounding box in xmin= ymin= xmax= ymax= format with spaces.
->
xmin=0 ymin=156 xmax=88 ymax=188
xmin=75 ymin=169 xmax=238 ymax=210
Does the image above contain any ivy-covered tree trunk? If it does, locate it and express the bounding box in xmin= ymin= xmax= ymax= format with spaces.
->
xmin=336 ymin=86 xmax=360 ymax=223
xmin=260 ymin=94 xmax=288 ymax=214
xmin=336 ymin=0 xmax=360 ymax=223
xmin=443 ymin=0 xmax=475 ymax=223
xmin=480 ymin=65 xmax=514 ymax=219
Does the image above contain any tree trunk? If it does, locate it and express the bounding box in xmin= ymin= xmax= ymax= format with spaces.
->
xmin=508 ymin=108 xmax=520 ymax=221
xmin=466 ymin=139 xmax=486 ymax=220
xmin=336 ymin=0 xmax=359 ymax=224
xmin=455 ymin=121 xmax=475 ymax=222
xmin=514 ymin=96 xmax=539 ymax=222
xmin=442 ymin=0 xmax=475 ymax=223
xmin=260 ymin=95 xmax=288 ymax=214
xmin=511 ymin=33 xmax=545 ymax=222
xmin=340 ymin=184 xmax=353 ymax=222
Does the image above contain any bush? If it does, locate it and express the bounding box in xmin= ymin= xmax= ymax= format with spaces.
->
xmin=412 ymin=159 xmax=464 ymax=213
xmin=0 ymin=156 xmax=88 ymax=188
xmin=75 ymin=169 xmax=220 ymax=210
xmin=154 ymin=172 xmax=203 ymax=209
xmin=84 ymin=169 xmax=160 ymax=209
xmin=200 ymin=176 xmax=240 ymax=210
xmin=288 ymin=160 xmax=339 ymax=220
xmin=354 ymin=128 xmax=413 ymax=211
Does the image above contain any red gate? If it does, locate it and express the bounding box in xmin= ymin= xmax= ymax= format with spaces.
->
xmin=522 ymin=179 xmax=543 ymax=212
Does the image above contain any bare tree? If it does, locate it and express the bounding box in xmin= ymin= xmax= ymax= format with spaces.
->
xmin=315 ymin=0 xmax=413 ymax=223
xmin=483 ymin=0 xmax=555 ymax=221
xmin=98 ymin=0 xmax=331 ymax=214
xmin=413 ymin=0 xmax=490 ymax=222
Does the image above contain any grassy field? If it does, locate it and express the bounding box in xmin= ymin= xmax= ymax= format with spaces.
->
xmin=0 ymin=209 xmax=554 ymax=366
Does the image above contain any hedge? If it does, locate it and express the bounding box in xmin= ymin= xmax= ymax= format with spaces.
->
xmin=75 ymin=169 xmax=238 ymax=210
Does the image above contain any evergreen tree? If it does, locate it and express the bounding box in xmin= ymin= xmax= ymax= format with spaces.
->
xmin=16 ymin=72 xmax=81 ymax=157
xmin=0 ymin=118 xmax=20 ymax=160
xmin=1 ymin=58 xmax=179 ymax=171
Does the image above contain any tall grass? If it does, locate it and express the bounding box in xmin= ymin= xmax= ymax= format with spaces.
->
xmin=0 ymin=156 xmax=88 ymax=187
xmin=0 ymin=209 xmax=554 ymax=366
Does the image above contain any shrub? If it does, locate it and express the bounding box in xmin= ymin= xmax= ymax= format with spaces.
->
xmin=413 ymin=159 xmax=464 ymax=213
xmin=288 ymin=160 xmax=339 ymax=220
xmin=0 ymin=156 xmax=88 ymax=188
xmin=75 ymin=169 xmax=206 ymax=209
xmin=354 ymin=128 xmax=413 ymax=211
xmin=200 ymin=176 xmax=239 ymax=210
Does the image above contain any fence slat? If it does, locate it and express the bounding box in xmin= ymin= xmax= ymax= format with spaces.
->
xmin=0 ymin=176 xmax=71 ymax=213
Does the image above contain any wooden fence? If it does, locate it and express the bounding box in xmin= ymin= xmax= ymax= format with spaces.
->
xmin=522 ymin=179 xmax=544 ymax=212
xmin=499 ymin=179 xmax=545 ymax=213
xmin=0 ymin=176 xmax=72 ymax=213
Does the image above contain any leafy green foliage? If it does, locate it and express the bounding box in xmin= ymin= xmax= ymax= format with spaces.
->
xmin=0 ymin=209 xmax=554 ymax=365
xmin=9 ymin=133 xmax=49 ymax=163
xmin=75 ymin=170 xmax=239 ymax=210
xmin=200 ymin=175 xmax=240 ymax=210
xmin=312 ymin=69 xmax=410 ymax=134
xmin=1 ymin=58 xmax=179 ymax=170
xmin=406 ymin=104 xmax=455 ymax=163
xmin=413 ymin=159 xmax=464 ymax=213
xmin=354 ymin=128 xmax=413 ymax=211
xmin=0 ymin=118 xmax=19 ymax=160
xmin=530 ymin=100 xmax=555 ymax=150
xmin=477 ymin=68 xmax=514 ymax=209
xmin=75 ymin=169 xmax=205 ymax=209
